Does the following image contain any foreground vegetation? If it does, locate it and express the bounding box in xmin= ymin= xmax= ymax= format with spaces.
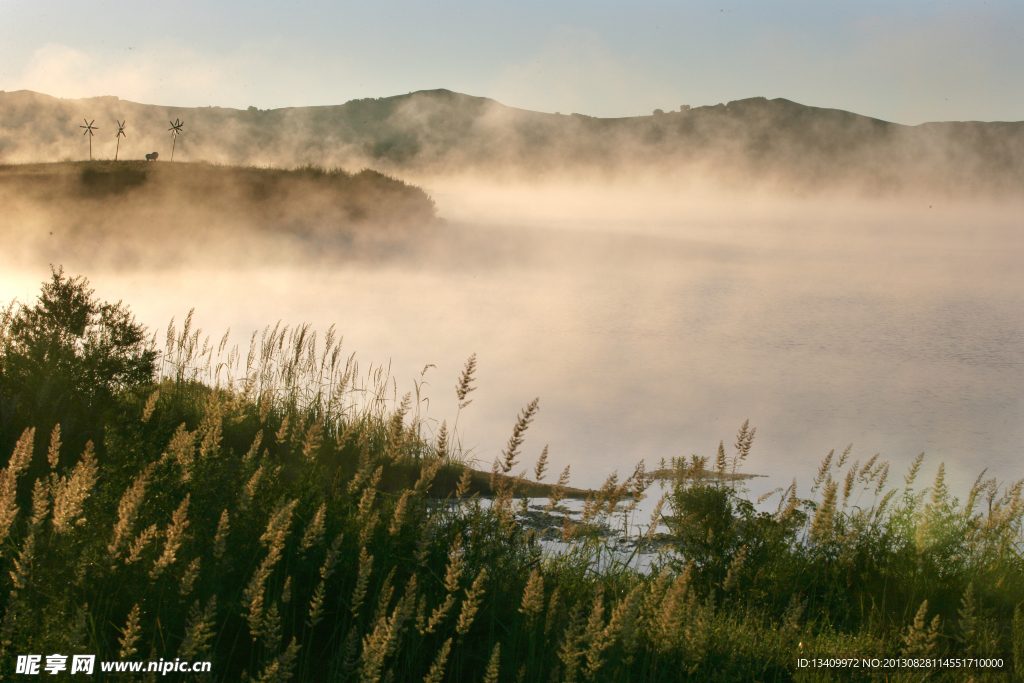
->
xmin=1 ymin=270 xmax=1022 ymax=681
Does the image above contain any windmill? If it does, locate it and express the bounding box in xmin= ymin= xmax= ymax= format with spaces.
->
xmin=167 ymin=118 xmax=184 ymax=160
xmin=80 ymin=119 xmax=98 ymax=160
xmin=115 ymin=120 xmax=126 ymax=161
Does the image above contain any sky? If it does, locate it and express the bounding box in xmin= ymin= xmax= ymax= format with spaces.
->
xmin=1 ymin=0 xmax=1021 ymax=125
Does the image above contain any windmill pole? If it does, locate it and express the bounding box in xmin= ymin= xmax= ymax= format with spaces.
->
xmin=80 ymin=120 xmax=98 ymax=160
xmin=168 ymin=118 xmax=184 ymax=161
xmin=115 ymin=120 xmax=126 ymax=161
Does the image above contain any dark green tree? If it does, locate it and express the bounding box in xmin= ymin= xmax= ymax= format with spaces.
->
xmin=0 ymin=267 xmax=157 ymax=461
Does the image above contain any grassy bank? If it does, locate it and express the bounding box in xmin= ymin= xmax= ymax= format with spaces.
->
xmin=0 ymin=161 xmax=438 ymax=270
xmin=1 ymin=271 xmax=1022 ymax=682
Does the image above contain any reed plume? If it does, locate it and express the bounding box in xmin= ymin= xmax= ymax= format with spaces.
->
xmin=108 ymin=468 xmax=152 ymax=562
xmin=51 ymin=441 xmax=98 ymax=533
xmin=46 ymin=424 xmax=61 ymax=469
xmin=422 ymin=637 xmax=452 ymax=683
xmin=456 ymin=568 xmax=487 ymax=636
xmin=482 ymin=642 xmax=501 ymax=683
xmin=150 ymin=494 xmax=191 ymax=578
xmin=179 ymin=596 xmax=217 ymax=660
xmin=455 ymin=353 xmax=477 ymax=410
xmin=501 ymin=398 xmax=539 ymax=474
xmin=118 ymin=605 xmax=143 ymax=659
xmin=299 ymin=503 xmax=326 ymax=553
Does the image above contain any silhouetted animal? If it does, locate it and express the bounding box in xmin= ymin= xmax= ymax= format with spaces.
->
xmin=145 ymin=152 xmax=159 ymax=161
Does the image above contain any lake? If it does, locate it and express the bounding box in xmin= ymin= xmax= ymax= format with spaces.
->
xmin=3 ymin=178 xmax=1021 ymax=501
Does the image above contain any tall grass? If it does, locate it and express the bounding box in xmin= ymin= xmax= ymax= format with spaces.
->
xmin=1 ymin=278 xmax=1022 ymax=681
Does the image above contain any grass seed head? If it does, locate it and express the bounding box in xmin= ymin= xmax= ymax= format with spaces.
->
xmin=51 ymin=441 xmax=98 ymax=533
xmin=423 ymin=637 xmax=453 ymax=683
xmin=299 ymin=503 xmax=327 ymax=553
xmin=118 ymin=604 xmax=143 ymax=659
xmin=47 ymin=424 xmax=61 ymax=469
xmin=482 ymin=642 xmax=501 ymax=683
xmin=456 ymin=567 xmax=487 ymax=636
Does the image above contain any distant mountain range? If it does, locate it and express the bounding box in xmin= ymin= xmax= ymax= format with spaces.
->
xmin=2 ymin=89 xmax=1021 ymax=194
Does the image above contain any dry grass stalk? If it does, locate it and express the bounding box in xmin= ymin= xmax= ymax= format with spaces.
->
xmin=151 ymin=494 xmax=191 ymax=578
xmin=180 ymin=557 xmax=201 ymax=596
xmin=47 ymin=424 xmax=61 ymax=469
xmin=320 ymin=533 xmax=344 ymax=581
xmin=213 ymin=509 xmax=230 ymax=560
xmin=902 ymin=600 xmax=941 ymax=658
xmin=301 ymin=417 xmax=324 ymax=463
xmin=358 ymin=467 xmax=384 ymax=518
xmin=425 ymin=594 xmax=456 ymax=635
xmin=108 ymin=468 xmax=152 ymax=561
xmin=647 ymin=493 xmax=667 ymax=541
xmin=544 ymin=588 xmax=562 ymax=641
xmin=904 ymin=452 xmax=925 ymax=487
xmin=722 ymin=546 xmax=747 ymax=592
xmin=435 ymin=420 xmax=449 ymax=459
xmin=656 ymin=568 xmax=692 ymax=649
xmin=546 ymin=466 xmax=571 ymax=513
xmin=454 ymin=466 xmax=472 ymax=499
xmin=10 ymin=479 xmax=49 ymax=589
xmin=261 ymin=602 xmax=283 ymax=651
xmin=732 ymin=420 xmax=755 ymax=473
xmin=534 ymin=445 xmax=549 ymax=481
xmin=350 ymin=547 xmax=374 ymax=618
xmin=810 ymin=480 xmax=838 ymax=544
xmin=276 ymin=415 xmax=291 ymax=446
xmin=243 ymin=430 xmax=264 ymax=467
xmin=422 ymin=637 xmax=452 ymax=683
xmin=197 ymin=395 xmax=224 ymax=461
xmin=242 ymin=465 xmax=265 ymax=510
xmin=255 ymin=637 xmax=300 ymax=683
xmin=307 ymin=581 xmax=326 ymax=627
xmin=163 ymin=424 xmax=197 ymax=482
xmin=606 ymin=586 xmax=640 ymax=658
xmin=260 ymin=499 xmax=298 ymax=554
xmin=51 ymin=441 xmax=98 ymax=533
xmin=482 ymin=642 xmax=501 ymax=683
xmin=456 ymin=568 xmax=487 ymax=636
xmin=118 ymin=604 xmax=143 ymax=659
xmin=714 ymin=441 xmax=727 ymax=479
xmin=179 ymin=596 xmax=217 ymax=660
xmin=359 ymin=511 xmax=380 ymax=547
xmin=141 ymin=389 xmax=160 ymax=423
xmin=583 ymin=593 xmax=620 ymax=682
xmin=389 ymin=491 xmax=412 ymax=536
xmin=455 ymin=353 xmax=477 ymax=410
xmin=501 ymin=398 xmax=540 ymax=475
xmin=126 ymin=524 xmax=159 ymax=563
xmin=556 ymin=606 xmax=586 ymax=683
xmin=299 ymin=503 xmax=326 ymax=553
xmin=414 ymin=458 xmax=443 ymax=496
xmin=811 ymin=449 xmax=834 ymax=494
xmin=360 ymin=578 xmax=417 ymax=683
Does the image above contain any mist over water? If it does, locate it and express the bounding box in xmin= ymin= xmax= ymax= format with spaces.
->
xmin=2 ymin=176 xmax=1021 ymax=498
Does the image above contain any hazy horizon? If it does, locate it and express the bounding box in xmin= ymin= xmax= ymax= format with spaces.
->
xmin=2 ymin=2 xmax=1022 ymax=125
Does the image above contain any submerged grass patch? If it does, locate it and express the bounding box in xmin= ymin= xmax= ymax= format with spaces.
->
xmin=0 ymin=271 xmax=1022 ymax=681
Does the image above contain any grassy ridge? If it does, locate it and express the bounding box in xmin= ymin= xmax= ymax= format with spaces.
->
xmin=1 ymin=272 xmax=1023 ymax=682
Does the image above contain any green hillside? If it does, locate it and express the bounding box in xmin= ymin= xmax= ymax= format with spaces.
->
xmin=2 ymin=89 xmax=1023 ymax=194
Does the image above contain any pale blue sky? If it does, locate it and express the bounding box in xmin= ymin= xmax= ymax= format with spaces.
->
xmin=1 ymin=0 xmax=1020 ymax=124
